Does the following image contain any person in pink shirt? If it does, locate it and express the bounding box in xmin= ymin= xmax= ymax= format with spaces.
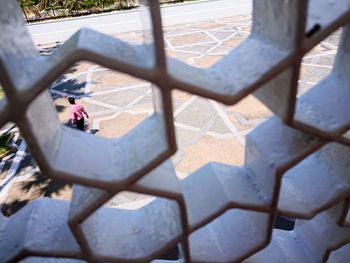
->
xmin=68 ymin=97 xmax=89 ymax=131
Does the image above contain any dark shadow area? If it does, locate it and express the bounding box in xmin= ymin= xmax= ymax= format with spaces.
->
xmin=274 ymin=215 xmax=295 ymax=231
xmin=1 ymin=199 xmax=29 ymax=217
xmin=50 ymin=78 xmax=90 ymax=115
xmin=20 ymin=173 xmax=71 ymax=198
xmin=38 ymin=44 xmax=61 ymax=56
xmin=1 ymin=151 xmax=71 ymax=217
xmin=158 ymin=244 xmax=179 ymax=260
xmin=89 ymin=129 xmax=99 ymax=135
xmin=51 ymin=79 xmax=87 ymax=97
xmin=55 ymin=104 xmax=65 ymax=113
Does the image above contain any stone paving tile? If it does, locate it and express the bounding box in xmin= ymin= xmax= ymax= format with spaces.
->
xmin=179 ymin=43 xmax=217 ymax=53
xmin=220 ymin=36 xmax=246 ymax=49
xmin=93 ymin=87 xmax=150 ymax=107
xmin=209 ymin=117 xmax=232 ymax=134
xmin=99 ymin=112 xmax=148 ymax=138
xmin=172 ymin=90 xmax=193 ymax=102
xmin=226 ymin=95 xmax=271 ymax=120
xmin=176 ymin=135 xmax=245 ymax=174
xmin=167 ymin=32 xmax=215 ymax=47
xmin=228 ymin=114 xmax=256 ymax=132
xmin=175 ymin=126 xmax=200 ymax=146
xmin=191 ymin=55 xmax=223 ymax=68
xmin=175 ymin=104 xmax=217 ymax=129
xmin=316 ymin=55 xmax=336 ymax=66
xmin=90 ymin=69 xmax=147 ymax=93
xmin=208 ymin=31 xmax=236 ymax=41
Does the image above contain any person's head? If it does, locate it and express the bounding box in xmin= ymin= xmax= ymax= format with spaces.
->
xmin=68 ymin=97 xmax=75 ymax=105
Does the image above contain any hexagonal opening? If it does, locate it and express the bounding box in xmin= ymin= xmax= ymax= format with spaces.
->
xmin=294 ymin=29 xmax=344 ymax=136
xmin=50 ymin=63 xmax=159 ymax=139
xmin=23 ymin=71 xmax=170 ymax=190
xmin=72 ymin=189 xmax=185 ymax=262
xmin=172 ymin=89 xmax=271 ymax=179
xmin=278 ymin=142 xmax=350 ymax=219
xmin=0 ymin=121 xmax=73 ymax=217
xmin=188 ymin=208 xmax=270 ymax=262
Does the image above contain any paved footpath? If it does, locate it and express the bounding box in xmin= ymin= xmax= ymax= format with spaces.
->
xmin=0 ymin=14 xmax=339 ymax=212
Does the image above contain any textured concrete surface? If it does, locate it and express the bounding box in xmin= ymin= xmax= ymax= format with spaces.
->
xmin=0 ymin=14 xmax=339 ymax=211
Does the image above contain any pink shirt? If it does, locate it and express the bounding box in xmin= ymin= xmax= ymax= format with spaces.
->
xmin=70 ymin=104 xmax=85 ymax=121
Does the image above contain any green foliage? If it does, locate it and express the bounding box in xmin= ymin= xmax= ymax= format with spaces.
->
xmin=18 ymin=0 xmax=191 ymax=20
xmin=0 ymin=88 xmax=4 ymax=100
xmin=0 ymin=133 xmax=13 ymax=155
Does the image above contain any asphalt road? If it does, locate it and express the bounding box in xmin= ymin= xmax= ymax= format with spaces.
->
xmin=27 ymin=0 xmax=251 ymax=44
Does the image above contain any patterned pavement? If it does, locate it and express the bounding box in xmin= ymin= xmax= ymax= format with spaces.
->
xmin=0 ymin=14 xmax=340 ymax=210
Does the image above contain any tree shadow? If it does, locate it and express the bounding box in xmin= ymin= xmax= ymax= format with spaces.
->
xmin=1 ymin=199 xmax=29 ymax=217
xmin=20 ymin=172 xmax=71 ymax=198
xmin=38 ymin=43 xmax=61 ymax=56
xmin=38 ymin=43 xmax=85 ymax=89
xmin=51 ymin=78 xmax=87 ymax=98
xmin=50 ymin=78 xmax=91 ymax=115
xmin=55 ymin=104 xmax=65 ymax=113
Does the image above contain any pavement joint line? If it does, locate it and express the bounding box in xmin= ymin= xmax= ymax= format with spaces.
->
xmin=239 ymin=129 xmax=253 ymax=136
xmin=90 ymin=109 xmax=119 ymax=117
xmin=169 ymin=49 xmax=203 ymax=55
xmin=89 ymin=67 xmax=110 ymax=74
xmin=209 ymin=99 xmax=245 ymax=145
xmin=121 ymin=88 xmax=151 ymax=108
xmin=0 ymin=153 xmax=16 ymax=174
xmin=205 ymin=131 xmax=235 ymax=139
xmin=92 ymin=88 xmax=151 ymax=130
xmin=125 ymin=94 xmax=149 ymax=108
xmin=174 ymin=122 xmax=201 ymax=132
xmin=165 ymin=30 xmax=207 ymax=38
xmin=83 ymin=67 xmax=94 ymax=97
xmin=232 ymin=112 xmax=266 ymax=126
xmin=83 ymin=98 xmax=121 ymax=110
xmin=0 ymin=141 xmax=27 ymax=203
xmin=301 ymin=63 xmax=333 ymax=69
xmin=11 ymin=167 xmax=41 ymax=183
xmin=320 ymin=41 xmax=338 ymax=50
xmin=222 ymin=31 xmax=240 ymax=41
xmin=196 ymin=41 xmax=223 ymax=59
xmin=92 ymin=112 xmax=122 ymax=130
xmin=175 ymin=171 xmax=188 ymax=180
xmin=8 ymin=132 xmax=20 ymax=150
xmin=172 ymin=40 xmax=217 ymax=49
xmin=164 ymin=38 xmax=175 ymax=50
xmin=303 ymin=50 xmax=337 ymax=59
xmin=185 ymin=115 xmax=217 ymax=147
xmin=91 ymin=83 xmax=151 ymax=96
xmin=207 ymin=27 xmax=236 ymax=32
xmin=126 ymin=109 xmax=154 ymax=115
xmin=174 ymin=95 xmax=198 ymax=117
xmin=202 ymin=30 xmax=221 ymax=43
xmin=171 ymin=150 xmax=185 ymax=167
xmin=50 ymin=71 xmax=88 ymax=89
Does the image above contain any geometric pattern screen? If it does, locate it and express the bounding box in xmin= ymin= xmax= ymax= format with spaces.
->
xmin=1 ymin=0 xmax=350 ymax=262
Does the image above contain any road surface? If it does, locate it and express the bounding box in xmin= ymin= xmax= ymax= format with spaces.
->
xmin=27 ymin=0 xmax=251 ymax=44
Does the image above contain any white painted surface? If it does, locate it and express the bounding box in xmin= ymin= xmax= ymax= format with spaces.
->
xmin=27 ymin=0 xmax=252 ymax=44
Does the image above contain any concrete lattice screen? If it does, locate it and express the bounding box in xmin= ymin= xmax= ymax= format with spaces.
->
xmin=1 ymin=0 xmax=350 ymax=262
